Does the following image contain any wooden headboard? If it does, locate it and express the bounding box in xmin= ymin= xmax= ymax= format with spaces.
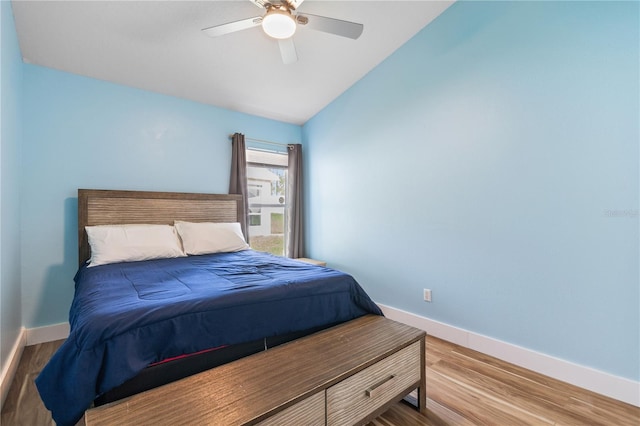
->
xmin=78 ymin=189 xmax=245 ymax=266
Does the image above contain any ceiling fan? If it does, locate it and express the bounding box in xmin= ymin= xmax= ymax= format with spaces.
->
xmin=202 ymin=0 xmax=364 ymax=64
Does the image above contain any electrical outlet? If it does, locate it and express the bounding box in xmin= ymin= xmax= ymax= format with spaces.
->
xmin=423 ymin=289 xmax=432 ymax=302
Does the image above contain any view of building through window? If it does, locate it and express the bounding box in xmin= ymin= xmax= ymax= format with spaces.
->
xmin=246 ymin=149 xmax=288 ymax=256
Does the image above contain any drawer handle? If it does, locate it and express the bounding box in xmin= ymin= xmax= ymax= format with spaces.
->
xmin=365 ymin=375 xmax=396 ymax=399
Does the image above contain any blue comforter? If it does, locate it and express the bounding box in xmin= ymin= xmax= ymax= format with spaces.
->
xmin=36 ymin=250 xmax=382 ymax=426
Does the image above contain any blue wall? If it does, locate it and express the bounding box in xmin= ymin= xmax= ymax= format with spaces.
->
xmin=303 ymin=1 xmax=639 ymax=381
xmin=1 ymin=0 xmax=23 ymax=374
xmin=21 ymin=65 xmax=301 ymax=327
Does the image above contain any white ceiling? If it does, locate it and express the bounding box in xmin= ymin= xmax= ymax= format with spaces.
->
xmin=12 ymin=1 xmax=453 ymax=125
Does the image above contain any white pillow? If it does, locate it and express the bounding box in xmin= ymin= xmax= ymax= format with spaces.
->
xmin=174 ymin=221 xmax=249 ymax=255
xmin=85 ymin=224 xmax=186 ymax=267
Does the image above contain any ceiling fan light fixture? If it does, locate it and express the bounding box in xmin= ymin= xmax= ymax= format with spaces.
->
xmin=262 ymin=8 xmax=296 ymax=39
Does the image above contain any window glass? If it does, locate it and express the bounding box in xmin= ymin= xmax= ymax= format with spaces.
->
xmin=246 ymin=149 xmax=288 ymax=256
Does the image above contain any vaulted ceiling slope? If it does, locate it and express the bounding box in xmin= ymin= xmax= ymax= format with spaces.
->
xmin=12 ymin=1 xmax=453 ymax=124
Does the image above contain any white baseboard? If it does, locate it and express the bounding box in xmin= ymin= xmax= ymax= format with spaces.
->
xmin=0 ymin=327 xmax=26 ymax=409
xmin=26 ymin=322 xmax=70 ymax=346
xmin=0 ymin=323 xmax=70 ymax=409
xmin=378 ymin=303 xmax=640 ymax=408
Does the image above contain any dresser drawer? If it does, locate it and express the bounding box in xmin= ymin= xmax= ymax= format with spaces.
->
xmin=326 ymin=341 xmax=421 ymax=425
xmin=257 ymin=391 xmax=325 ymax=426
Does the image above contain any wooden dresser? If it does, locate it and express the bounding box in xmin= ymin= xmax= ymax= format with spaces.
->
xmin=84 ymin=315 xmax=427 ymax=426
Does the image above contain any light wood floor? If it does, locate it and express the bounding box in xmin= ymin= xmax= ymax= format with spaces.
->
xmin=2 ymin=336 xmax=638 ymax=425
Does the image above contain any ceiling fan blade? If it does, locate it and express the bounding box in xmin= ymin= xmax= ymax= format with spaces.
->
xmin=249 ymin=0 xmax=269 ymax=9
xmin=278 ymin=38 xmax=298 ymax=64
xmin=202 ymin=16 xmax=263 ymax=38
xmin=297 ymin=13 xmax=363 ymax=40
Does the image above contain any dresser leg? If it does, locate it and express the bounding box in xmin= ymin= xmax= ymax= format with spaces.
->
xmin=419 ymin=336 xmax=427 ymax=415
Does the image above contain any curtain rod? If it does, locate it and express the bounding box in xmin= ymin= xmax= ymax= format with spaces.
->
xmin=228 ymin=134 xmax=291 ymax=148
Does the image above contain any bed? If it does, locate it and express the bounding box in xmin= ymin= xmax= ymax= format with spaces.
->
xmin=35 ymin=189 xmax=383 ymax=426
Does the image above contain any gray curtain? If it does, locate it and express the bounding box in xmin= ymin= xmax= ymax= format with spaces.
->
xmin=229 ymin=133 xmax=250 ymax=240
xmin=286 ymin=144 xmax=304 ymax=258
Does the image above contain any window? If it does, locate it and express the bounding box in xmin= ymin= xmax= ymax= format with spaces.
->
xmin=248 ymin=184 xmax=261 ymax=198
xmin=246 ymin=149 xmax=288 ymax=256
xmin=249 ymin=207 xmax=262 ymax=226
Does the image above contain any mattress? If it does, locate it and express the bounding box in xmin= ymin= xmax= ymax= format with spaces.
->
xmin=36 ymin=250 xmax=382 ymax=426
